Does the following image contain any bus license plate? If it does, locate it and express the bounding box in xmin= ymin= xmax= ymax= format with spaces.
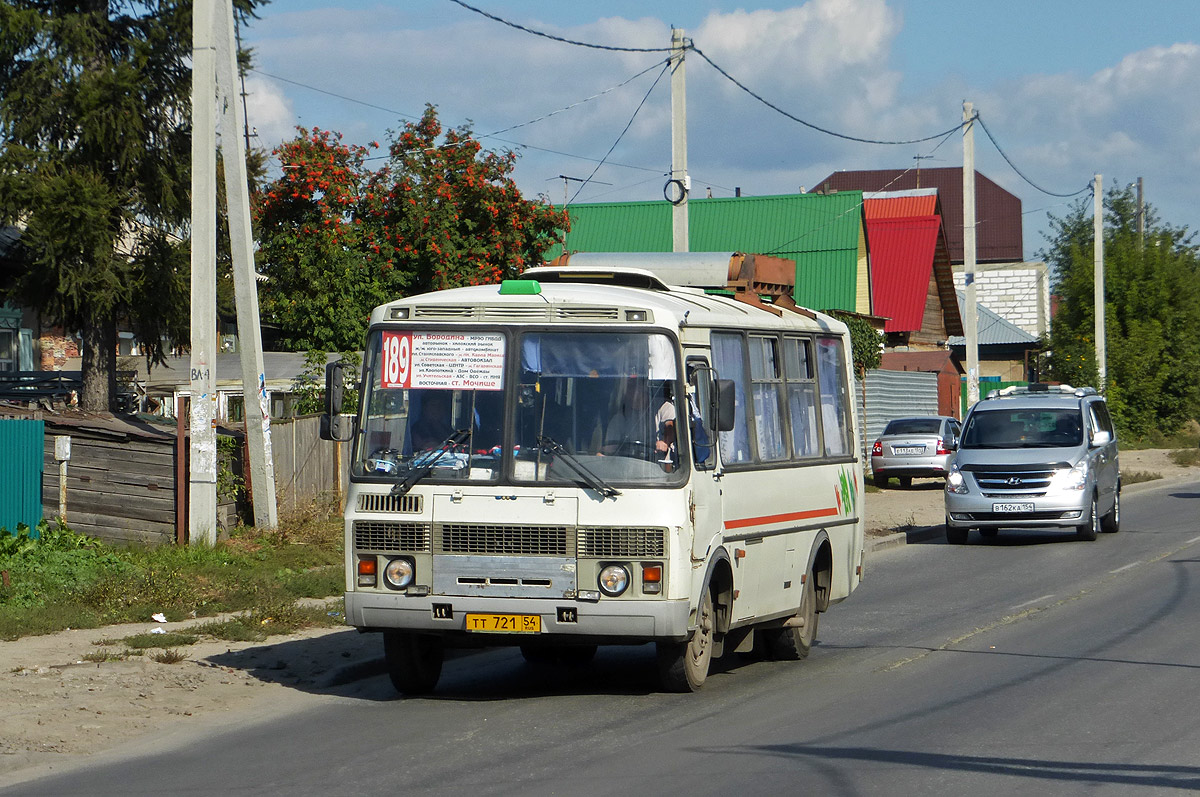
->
xmin=993 ymin=502 xmax=1034 ymax=513
xmin=465 ymin=613 xmax=541 ymax=633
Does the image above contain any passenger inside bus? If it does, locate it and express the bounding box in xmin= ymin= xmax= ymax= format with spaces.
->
xmin=408 ymin=390 xmax=454 ymax=451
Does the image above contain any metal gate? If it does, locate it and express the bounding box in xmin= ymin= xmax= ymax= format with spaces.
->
xmin=0 ymin=418 xmax=44 ymax=534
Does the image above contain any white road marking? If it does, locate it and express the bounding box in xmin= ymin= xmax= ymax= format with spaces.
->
xmin=1109 ymin=562 xmax=1140 ymax=574
xmin=1186 ymin=535 xmax=1200 ymax=546
xmin=1010 ymin=594 xmax=1054 ymax=611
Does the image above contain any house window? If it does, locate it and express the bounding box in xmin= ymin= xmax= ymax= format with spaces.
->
xmin=0 ymin=329 xmax=16 ymax=372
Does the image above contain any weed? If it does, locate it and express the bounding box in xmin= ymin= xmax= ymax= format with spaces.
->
xmin=82 ymin=649 xmax=127 ymax=663
xmin=123 ymin=632 xmax=200 ymax=649
xmin=150 ymin=649 xmax=188 ymax=664
xmin=1168 ymin=448 xmax=1200 ymax=467
xmin=1122 ymin=470 xmax=1162 ymax=485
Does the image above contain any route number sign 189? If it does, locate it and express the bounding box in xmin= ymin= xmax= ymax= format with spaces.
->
xmin=380 ymin=331 xmax=504 ymax=391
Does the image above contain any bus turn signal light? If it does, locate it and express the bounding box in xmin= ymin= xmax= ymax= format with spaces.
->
xmin=642 ymin=564 xmax=662 ymax=594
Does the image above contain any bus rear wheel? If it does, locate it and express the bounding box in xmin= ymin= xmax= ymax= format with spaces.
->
xmin=384 ymin=631 xmax=444 ymax=695
xmin=657 ymin=587 xmax=714 ymax=692
xmin=763 ymin=572 xmax=818 ymax=660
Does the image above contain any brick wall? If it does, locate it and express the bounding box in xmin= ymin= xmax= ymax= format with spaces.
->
xmin=952 ymin=262 xmax=1049 ymax=337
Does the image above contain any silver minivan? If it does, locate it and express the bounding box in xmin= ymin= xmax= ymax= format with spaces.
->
xmin=944 ymin=385 xmax=1120 ymax=543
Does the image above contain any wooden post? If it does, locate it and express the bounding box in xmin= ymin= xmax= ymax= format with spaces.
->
xmin=175 ymin=396 xmax=188 ymax=545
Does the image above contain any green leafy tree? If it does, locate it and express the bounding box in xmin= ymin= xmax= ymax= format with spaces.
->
xmin=0 ymin=1 xmax=264 ymax=411
xmin=255 ymin=106 xmax=569 ymax=350
xmin=1043 ymin=184 xmax=1200 ymax=436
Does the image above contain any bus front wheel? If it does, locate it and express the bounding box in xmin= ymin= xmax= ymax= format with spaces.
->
xmin=657 ymin=587 xmax=714 ymax=692
xmin=384 ymin=631 xmax=444 ymax=695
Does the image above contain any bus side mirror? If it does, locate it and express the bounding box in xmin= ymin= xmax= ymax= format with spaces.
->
xmin=715 ymin=379 xmax=736 ymax=433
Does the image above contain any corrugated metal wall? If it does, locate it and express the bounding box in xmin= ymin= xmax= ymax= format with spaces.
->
xmin=0 ymin=418 xmax=44 ymax=533
xmin=854 ymin=369 xmax=940 ymax=450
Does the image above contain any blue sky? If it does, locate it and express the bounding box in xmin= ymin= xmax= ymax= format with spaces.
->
xmin=239 ymin=1 xmax=1200 ymax=259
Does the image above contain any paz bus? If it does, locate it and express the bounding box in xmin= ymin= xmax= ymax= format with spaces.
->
xmin=321 ymin=252 xmax=865 ymax=693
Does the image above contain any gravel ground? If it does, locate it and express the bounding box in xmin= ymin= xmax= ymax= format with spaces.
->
xmin=1 ymin=449 xmax=1195 ymax=786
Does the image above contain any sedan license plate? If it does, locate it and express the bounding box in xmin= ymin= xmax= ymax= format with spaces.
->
xmin=465 ymin=613 xmax=541 ymax=633
xmin=893 ymin=446 xmax=924 ymax=455
xmin=993 ymin=502 xmax=1034 ymax=513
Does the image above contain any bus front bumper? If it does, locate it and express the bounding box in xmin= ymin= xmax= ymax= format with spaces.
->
xmin=345 ymin=591 xmax=692 ymax=642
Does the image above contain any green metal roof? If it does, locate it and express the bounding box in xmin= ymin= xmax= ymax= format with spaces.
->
xmin=549 ymin=192 xmax=867 ymax=312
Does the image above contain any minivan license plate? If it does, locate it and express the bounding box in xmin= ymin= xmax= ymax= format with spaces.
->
xmin=993 ymin=502 xmax=1034 ymax=513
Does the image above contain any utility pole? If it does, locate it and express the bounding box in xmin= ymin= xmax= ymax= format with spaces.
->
xmin=962 ymin=101 xmax=980 ymax=408
xmin=216 ymin=0 xmax=278 ymax=529
xmin=190 ymin=0 xmax=219 ymax=545
xmin=1094 ymin=173 xmax=1106 ymax=389
xmin=670 ymin=28 xmax=689 ymax=252
xmin=190 ymin=0 xmax=278 ymax=544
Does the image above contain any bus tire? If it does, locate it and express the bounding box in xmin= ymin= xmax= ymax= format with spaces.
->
xmin=657 ymin=587 xmax=714 ymax=692
xmin=384 ymin=631 xmax=444 ymax=695
xmin=763 ymin=572 xmax=818 ymax=661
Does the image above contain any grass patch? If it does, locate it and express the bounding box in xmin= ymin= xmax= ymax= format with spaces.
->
xmin=123 ymin=632 xmax=201 ymax=649
xmin=81 ymin=649 xmax=128 ymax=663
xmin=1122 ymin=470 xmax=1163 ymax=485
xmin=150 ymin=649 xmax=189 ymax=664
xmin=1168 ymin=448 xmax=1200 ymax=468
xmin=189 ymin=601 xmax=342 ymax=643
xmin=0 ymin=510 xmax=344 ymax=641
xmin=1122 ymin=421 xmax=1200 ymax=450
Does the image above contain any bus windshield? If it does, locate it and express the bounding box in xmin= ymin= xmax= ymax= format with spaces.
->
xmin=352 ymin=328 xmax=683 ymax=487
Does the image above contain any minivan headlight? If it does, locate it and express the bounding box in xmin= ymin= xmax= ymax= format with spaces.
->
xmin=1057 ymin=462 xmax=1088 ymax=491
xmin=946 ymin=469 xmax=969 ymax=495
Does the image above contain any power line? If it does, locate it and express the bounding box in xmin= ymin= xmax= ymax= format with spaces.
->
xmin=975 ymin=115 xmax=1092 ymax=199
xmin=568 ymin=61 xmax=671 ymax=205
xmin=688 ymin=45 xmax=970 ymax=146
xmin=446 ymin=0 xmax=674 ymax=53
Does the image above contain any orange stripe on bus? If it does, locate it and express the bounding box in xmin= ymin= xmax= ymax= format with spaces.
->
xmin=724 ymin=507 xmax=839 ymax=530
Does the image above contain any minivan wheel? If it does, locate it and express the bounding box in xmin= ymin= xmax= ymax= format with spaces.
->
xmin=1101 ymin=490 xmax=1121 ymax=533
xmin=1077 ymin=494 xmax=1099 ymax=541
xmin=946 ymin=516 xmax=968 ymax=545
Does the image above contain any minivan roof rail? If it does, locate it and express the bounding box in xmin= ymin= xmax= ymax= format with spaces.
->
xmin=990 ymin=384 xmax=1098 ymax=398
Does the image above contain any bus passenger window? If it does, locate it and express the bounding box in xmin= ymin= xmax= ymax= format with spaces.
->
xmin=712 ymin=333 xmax=750 ymax=464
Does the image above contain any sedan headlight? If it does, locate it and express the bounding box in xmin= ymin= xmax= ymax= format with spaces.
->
xmin=598 ymin=564 xmax=630 ymax=597
xmin=946 ymin=469 xmax=969 ymax=495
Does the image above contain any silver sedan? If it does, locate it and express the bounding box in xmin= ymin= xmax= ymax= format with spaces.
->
xmin=870 ymin=416 xmax=961 ymax=488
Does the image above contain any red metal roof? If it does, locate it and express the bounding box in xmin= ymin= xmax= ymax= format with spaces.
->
xmin=863 ymin=189 xmax=938 ymax=220
xmin=867 ymin=215 xmax=941 ymax=332
xmin=813 ymin=168 xmax=1023 ymax=263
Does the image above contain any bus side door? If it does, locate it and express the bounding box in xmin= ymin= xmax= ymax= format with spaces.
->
xmin=686 ymin=356 xmax=723 ymax=562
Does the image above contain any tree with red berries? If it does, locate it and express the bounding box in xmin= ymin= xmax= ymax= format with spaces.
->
xmin=254 ymin=106 xmax=568 ymax=351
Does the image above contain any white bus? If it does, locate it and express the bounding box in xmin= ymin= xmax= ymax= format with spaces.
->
xmin=323 ymin=252 xmax=865 ymax=693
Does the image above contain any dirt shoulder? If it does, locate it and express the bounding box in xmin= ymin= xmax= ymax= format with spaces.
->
xmin=1 ymin=451 xmax=1196 ymax=786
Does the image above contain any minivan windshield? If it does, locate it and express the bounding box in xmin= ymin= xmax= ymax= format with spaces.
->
xmin=961 ymin=408 xmax=1083 ymax=449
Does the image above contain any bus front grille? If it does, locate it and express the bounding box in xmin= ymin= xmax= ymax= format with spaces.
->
xmin=578 ymin=527 xmax=666 ymax=557
xmin=436 ymin=524 xmax=571 ymax=556
xmin=353 ymin=520 xmax=431 ymax=552
xmin=357 ymin=493 xmax=423 ymax=513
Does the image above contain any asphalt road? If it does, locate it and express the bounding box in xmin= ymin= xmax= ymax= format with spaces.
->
xmin=7 ymin=477 xmax=1200 ymax=796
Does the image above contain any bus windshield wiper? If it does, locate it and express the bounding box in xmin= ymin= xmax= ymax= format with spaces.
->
xmin=536 ymin=435 xmax=621 ymax=499
xmin=392 ymin=429 xmax=471 ymax=496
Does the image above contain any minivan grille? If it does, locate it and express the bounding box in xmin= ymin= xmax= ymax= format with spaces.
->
xmin=578 ymin=527 xmax=666 ymax=557
xmin=962 ymin=463 xmax=1065 ymax=497
xmin=436 ymin=524 xmax=571 ymax=556
xmin=353 ymin=520 xmax=431 ymax=552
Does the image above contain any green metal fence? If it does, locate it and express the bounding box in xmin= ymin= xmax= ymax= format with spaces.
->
xmin=961 ymin=380 xmax=1028 ymax=416
xmin=0 ymin=418 xmax=44 ymax=534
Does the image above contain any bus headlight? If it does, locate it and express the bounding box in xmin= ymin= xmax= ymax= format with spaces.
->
xmin=383 ymin=557 xmax=415 ymax=590
xmin=598 ymin=564 xmax=630 ymax=597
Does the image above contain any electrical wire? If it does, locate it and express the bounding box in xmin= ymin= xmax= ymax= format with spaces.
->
xmin=975 ymin=115 xmax=1092 ymax=199
xmin=447 ymin=0 xmax=673 ymax=52
xmin=568 ymin=61 xmax=671 ymax=205
xmin=688 ymin=44 xmax=971 ymax=146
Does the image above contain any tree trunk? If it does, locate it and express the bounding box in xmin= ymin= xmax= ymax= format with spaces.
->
xmin=79 ymin=315 xmax=117 ymax=413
